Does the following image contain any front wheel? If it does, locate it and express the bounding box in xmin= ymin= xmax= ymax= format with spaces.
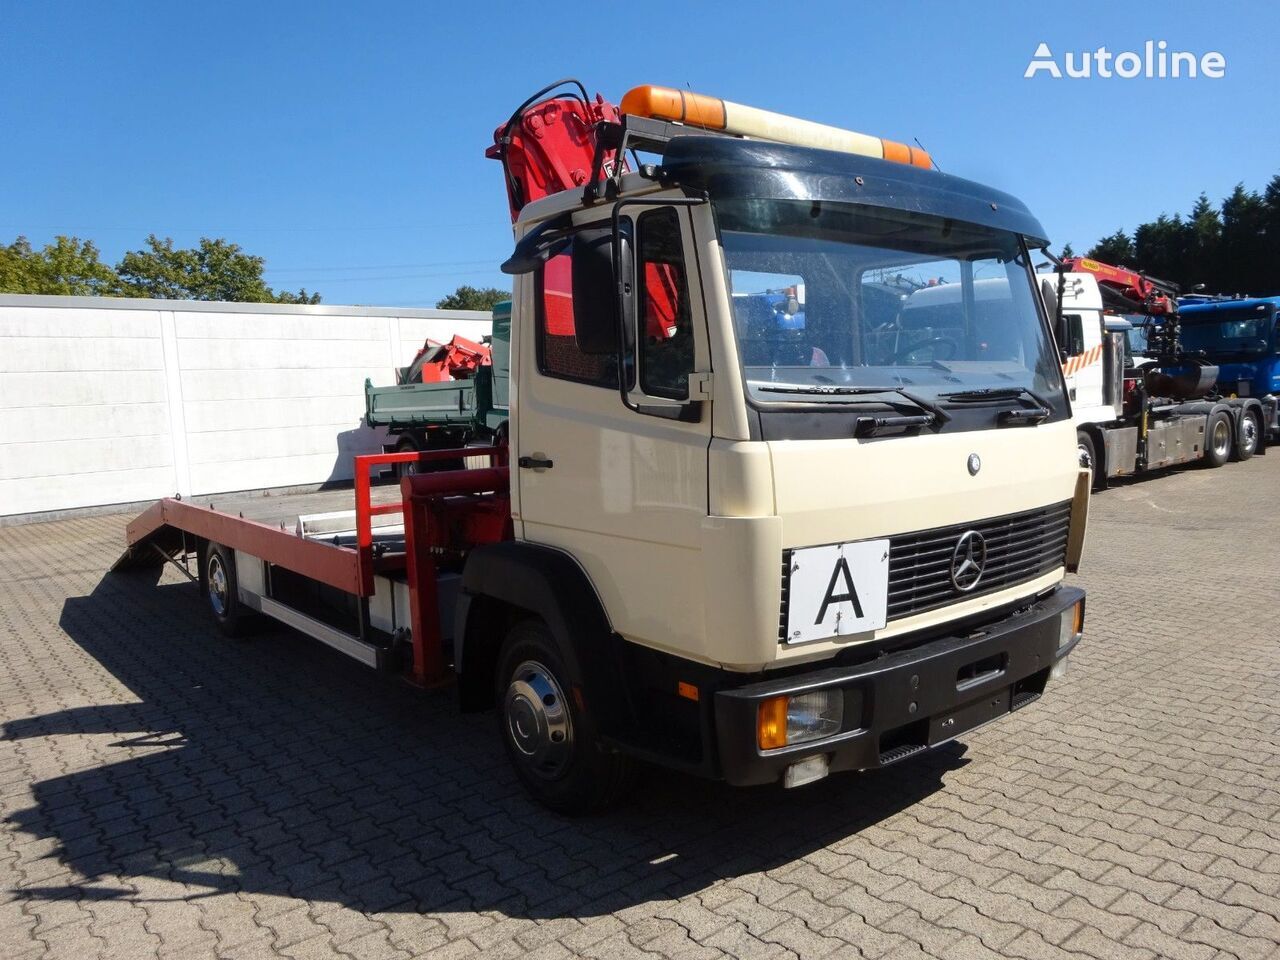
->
xmin=496 ymin=620 xmax=635 ymax=815
xmin=1076 ymin=430 xmax=1102 ymax=491
xmin=1204 ymin=411 xmax=1233 ymax=468
xmin=1235 ymin=409 xmax=1261 ymax=461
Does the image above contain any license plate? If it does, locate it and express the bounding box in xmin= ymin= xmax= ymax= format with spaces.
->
xmin=928 ymin=688 xmax=1013 ymax=745
xmin=786 ymin=539 xmax=890 ymax=644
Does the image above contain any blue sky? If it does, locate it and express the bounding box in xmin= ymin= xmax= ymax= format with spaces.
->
xmin=3 ymin=0 xmax=1277 ymax=307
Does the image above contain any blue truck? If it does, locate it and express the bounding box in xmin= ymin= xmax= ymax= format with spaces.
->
xmin=1177 ymin=295 xmax=1280 ymax=437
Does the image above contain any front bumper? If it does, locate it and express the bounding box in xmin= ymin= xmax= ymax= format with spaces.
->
xmin=714 ymin=586 xmax=1084 ymax=786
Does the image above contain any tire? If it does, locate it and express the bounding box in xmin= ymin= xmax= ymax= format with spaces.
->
xmin=202 ymin=542 xmax=254 ymax=638
xmin=495 ymin=619 xmax=635 ymax=816
xmin=1204 ymin=410 xmax=1233 ymax=468
xmin=1235 ymin=409 xmax=1261 ymax=461
xmin=1076 ymin=430 xmax=1102 ymax=491
xmin=393 ymin=437 xmax=420 ymax=480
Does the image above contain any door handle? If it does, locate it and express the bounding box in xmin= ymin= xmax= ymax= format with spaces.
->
xmin=518 ymin=455 xmax=554 ymax=470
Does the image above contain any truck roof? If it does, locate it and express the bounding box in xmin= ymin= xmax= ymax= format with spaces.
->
xmin=1179 ymin=296 xmax=1280 ymax=317
xmin=515 ymin=134 xmax=1048 ymax=244
xmin=660 ymin=136 xmax=1048 ymax=245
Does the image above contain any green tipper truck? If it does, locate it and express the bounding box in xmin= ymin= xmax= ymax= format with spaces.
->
xmin=364 ymin=302 xmax=511 ymax=467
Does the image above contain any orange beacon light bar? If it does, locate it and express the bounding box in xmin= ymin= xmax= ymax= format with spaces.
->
xmin=619 ymin=85 xmax=932 ymax=170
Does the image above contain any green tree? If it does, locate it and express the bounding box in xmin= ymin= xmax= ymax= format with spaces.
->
xmin=1262 ymin=175 xmax=1280 ymax=296
xmin=1218 ymin=184 xmax=1267 ymax=296
xmin=1060 ymin=243 xmax=1075 ymax=259
xmin=1086 ymin=229 xmax=1135 ymax=265
xmin=116 ymin=235 xmax=320 ymax=303
xmin=435 ymin=285 xmax=509 ymax=311
xmin=0 ymin=235 xmax=120 ymax=295
xmin=1133 ymin=214 xmax=1195 ymax=286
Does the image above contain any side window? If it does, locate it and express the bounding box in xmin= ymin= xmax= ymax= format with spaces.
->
xmin=536 ymin=249 xmax=618 ymax=387
xmin=1056 ymin=312 xmax=1086 ymax=356
xmin=637 ymin=208 xmax=695 ymax=399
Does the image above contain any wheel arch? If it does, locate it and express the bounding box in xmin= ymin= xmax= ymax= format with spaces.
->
xmin=454 ymin=541 xmax=631 ymax=733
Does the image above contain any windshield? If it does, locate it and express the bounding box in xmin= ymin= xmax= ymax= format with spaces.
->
xmin=1180 ymin=305 xmax=1276 ymax=358
xmin=715 ymin=199 xmax=1064 ymax=409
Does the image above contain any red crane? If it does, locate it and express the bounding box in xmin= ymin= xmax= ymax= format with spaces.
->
xmin=1060 ymin=256 xmax=1179 ymax=316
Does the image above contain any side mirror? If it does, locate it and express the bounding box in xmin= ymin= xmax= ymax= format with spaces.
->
xmin=571 ymin=224 xmax=632 ymax=356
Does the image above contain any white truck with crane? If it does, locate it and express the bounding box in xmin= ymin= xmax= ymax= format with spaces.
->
xmin=114 ymin=81 xmax=1089 ymax=814
xmin=1047 ymin=257 xmax=1274 ymax=486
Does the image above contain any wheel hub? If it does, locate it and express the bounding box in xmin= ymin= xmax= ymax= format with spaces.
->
xmin=207 ymin=554 xmax=229 ymax=616
xmin=504 ymin=660 xmax=572 ymax=779
xmin=1242 ymin=417 xmax=1258 ymax=453
xmin=1212 ymin=418 xmax=1231 ymax=457
xmin=1078 ymin=443 xmax=1094 ymax=472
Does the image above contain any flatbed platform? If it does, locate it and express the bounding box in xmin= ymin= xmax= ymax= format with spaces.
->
xmin=111 ymin=448 xmax=510 ymax=685
xmin=174 ymin=482 xmax=404 ymax=530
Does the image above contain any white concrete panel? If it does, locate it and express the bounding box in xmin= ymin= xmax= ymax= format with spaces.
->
xmin=3 ymin=336 xmax=163 ymax=373
xmin=180 ymin=368 xmax=383 ymax=402
xmin=185 ymin=422 xmax=380 ymax=465
xmin=0 ymin=307 xmax=159 ymax=339
xmin=175 ymin=312 xmax=390 ymax=341
xmin=177 ymin=337 xmax=392 ymax=371
xmin=0 ymin=466 xmax=180 ymax=515
xmin=0 ymin=402 xmax=170 ymax=445
xmin=183 ymin=395 xmax=369 ymax=434
xmin=0 ymin=370 xmax=168 ymax=408
xmin=0 ymin=434 xmax=173 ymax=481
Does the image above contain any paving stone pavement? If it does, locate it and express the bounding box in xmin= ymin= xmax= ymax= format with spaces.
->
xmin=3 ymin=456 xmax=1280 ymax=960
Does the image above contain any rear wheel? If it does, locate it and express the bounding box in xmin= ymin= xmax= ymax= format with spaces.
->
xmin=1235 ymin=409 xmax=1261 ymax=461
xmin=394 ymin=436 xmax=421 ymax=479
xmin=202 ymin=543 xmax=254 ymax=638
xmin=496 ymin=620 xmax=635 ymax=815
xmin=1204 ymin=410 xmax=1233 ymax=468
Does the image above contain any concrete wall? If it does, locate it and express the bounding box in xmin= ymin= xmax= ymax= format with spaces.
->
xmin=0 ymin=295 xmax=490 ymax=518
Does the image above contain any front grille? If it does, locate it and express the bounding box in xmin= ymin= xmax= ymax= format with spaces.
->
xmin=779 ymin=501 xmax=1071 ymax=641
xmin=886 ymin=501 xmax=1071 ymax=620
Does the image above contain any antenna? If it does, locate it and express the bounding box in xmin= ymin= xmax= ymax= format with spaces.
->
xmin=914 ymin=138 xmax=940 ymax=172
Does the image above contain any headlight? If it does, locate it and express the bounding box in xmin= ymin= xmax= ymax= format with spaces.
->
xmin=758 ymin=690 xmax=843 ymax=750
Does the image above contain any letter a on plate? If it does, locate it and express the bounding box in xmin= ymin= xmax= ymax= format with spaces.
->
xmin=787 ymin=540 xmax=890 ymax=644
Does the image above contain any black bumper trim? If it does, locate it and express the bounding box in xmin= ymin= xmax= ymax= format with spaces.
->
xmin=713 ymin=586 xmax=1084 ymax=786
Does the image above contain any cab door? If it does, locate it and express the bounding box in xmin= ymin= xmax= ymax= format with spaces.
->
xmin=511 ymin=200 xmax=713 ymax=657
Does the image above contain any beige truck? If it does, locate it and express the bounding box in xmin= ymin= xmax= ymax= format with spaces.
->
xmin=119 ymin=84 xmax=1088 ymax=814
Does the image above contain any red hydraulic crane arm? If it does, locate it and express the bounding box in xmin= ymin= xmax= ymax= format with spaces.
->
xmin=484 ymin=79 xmax=625 ymax=222
xmin=1061 ymin=256 xmax=1180 ymax=316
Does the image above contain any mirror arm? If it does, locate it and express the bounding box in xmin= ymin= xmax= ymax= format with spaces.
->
xmin=500 ymin=212 xmax=573 ymax=275
xmin=608 ymin=194 xmax=709 ymax=418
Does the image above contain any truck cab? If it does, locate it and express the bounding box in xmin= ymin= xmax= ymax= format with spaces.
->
xmin=1178 ymin=296 xmax=1280 ymax=435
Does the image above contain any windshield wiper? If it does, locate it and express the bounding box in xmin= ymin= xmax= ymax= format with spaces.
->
xmin=939 ymin=387 xmax=1054 ymax=425
xmin=752 ymin=382 xmax=951 ymax=436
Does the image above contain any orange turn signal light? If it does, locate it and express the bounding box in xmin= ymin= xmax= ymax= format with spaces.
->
xmin=677 ymin=681 xmax=699 ymax=702
xmin=758 ymin=695 xmax=789 ymax=750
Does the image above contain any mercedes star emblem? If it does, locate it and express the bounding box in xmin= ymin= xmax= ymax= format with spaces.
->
xmin=950 ymin=530 xmax=987 ymax=591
